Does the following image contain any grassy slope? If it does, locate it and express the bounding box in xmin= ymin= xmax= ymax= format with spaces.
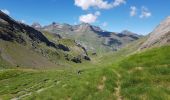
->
xmin=0 ymin=45 xmax=170 ymax=100
xmin=117 ymin=46 xmax=170 ymax=100
xmin=0 ymin=55 xmax=10 ymax=69
xmin=0 ymin=40 xmax=56 ymax=69
xmin=0 ymin=36 xmax=85 ymax=69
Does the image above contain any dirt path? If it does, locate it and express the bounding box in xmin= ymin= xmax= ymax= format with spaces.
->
xmin=113 ymin=70 xmax=122 ymax=100
xmin=97 ymin=76 xmax=107 ymax=91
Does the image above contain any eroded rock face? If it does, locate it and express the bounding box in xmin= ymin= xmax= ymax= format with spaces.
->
xmin=140 ymin=17 xmax=170 ymax=49
xmin=0 ymin=11 xmax=53 ymax=45
xmin=71 ymin=57 xmax=82 ymax=63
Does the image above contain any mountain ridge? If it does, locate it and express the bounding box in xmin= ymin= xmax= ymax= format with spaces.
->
xmin=34 ymin=22 xmax=142 ymax=53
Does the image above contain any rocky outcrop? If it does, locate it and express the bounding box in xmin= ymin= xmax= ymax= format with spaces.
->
xmin=71 ymin=57 xmax=82 ymax=63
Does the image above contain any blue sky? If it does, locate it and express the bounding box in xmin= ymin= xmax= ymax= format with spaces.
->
xmin=0 ymin=0 xmax=170 ymax=35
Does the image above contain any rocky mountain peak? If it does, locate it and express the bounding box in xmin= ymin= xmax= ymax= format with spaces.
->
xmin=31 ymin=22 xmax=42 ymax=29
xmin=75 ymin=23 xmax=93 ymax=32
xmin=75 ymin=23 xmax=104 ymax=33
xmin=121 ymin=30 xmax=135 ymax=35
xmin=117 ymin=30 xmax=142 ymax=40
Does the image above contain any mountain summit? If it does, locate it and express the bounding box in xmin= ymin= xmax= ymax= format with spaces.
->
xmin=74 ymin=23 xmax=104 ymax=33
xmin=31 ymin=22 xmax=42 ymax=29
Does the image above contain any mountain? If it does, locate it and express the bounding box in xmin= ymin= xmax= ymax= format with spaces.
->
xmin=118 ymin=30 xmax=142 ymax=39
xmin=39 ymin=22 xmax=142 ymax=54
xmin=0 ymin=11 xmax=90 ymax=68
xmin=140 ymin=17 xmax=170 ymax=49
xmin=31 ymin=22 xmax=42 ymax=29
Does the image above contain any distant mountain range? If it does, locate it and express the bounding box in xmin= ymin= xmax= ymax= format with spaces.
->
xmin=1 ymin=9 xmax=170 ymax=68
xmin=32 ymin=22 xmax=142 ymax=53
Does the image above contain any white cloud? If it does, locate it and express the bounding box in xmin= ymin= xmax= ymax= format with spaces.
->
xmin=130 ymin=6 xmax=137 ymax=17
xmin=74 ymin=0 xmax=126 ymax=10
xmin=140 ymin=7 xmax=152 ymax=18
xmin=102 ymin=22 xmax=108 ymax=27
xmin=1 ymin=9 xmax=10 ymax=15
xmin=79 ymin=11 xmax=100 ymax=23
xmin=113 ymin=0 xmax=126 ymax=7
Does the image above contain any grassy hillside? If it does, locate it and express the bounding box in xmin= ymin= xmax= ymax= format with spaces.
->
xmin=0 ymin=40 xmax=59 ymax=69
xmin=117 ymin=46 xmax=170 ymax=100
xmin=0 ymin=45 xmax=170 ymax=100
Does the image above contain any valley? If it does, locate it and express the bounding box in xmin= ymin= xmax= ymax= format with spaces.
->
xmin=0 ymin=3 xmax=170 ymax=100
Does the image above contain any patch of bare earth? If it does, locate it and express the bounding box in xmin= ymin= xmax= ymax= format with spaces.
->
xmin=128 ymin=67 xmax=143 ymax=73
xmin=113 ymin=70 xmax=123 ymax=100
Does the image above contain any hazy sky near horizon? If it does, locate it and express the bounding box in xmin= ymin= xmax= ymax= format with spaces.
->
xmin=0 ymin=0 xmax=170 ymax=35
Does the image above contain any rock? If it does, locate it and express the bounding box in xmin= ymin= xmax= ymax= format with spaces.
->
xmin=77 ymin=70 xmax=83 ymax=75
xmin=71 ymin=57 xmax=82 ymax=63
xmin=58 ymin=44 xmax=70 ymax=51
xmin=92 ymin=52 xmax=97 ymax=56
xmin=84 ymin=55 xmax=91 ymax=61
